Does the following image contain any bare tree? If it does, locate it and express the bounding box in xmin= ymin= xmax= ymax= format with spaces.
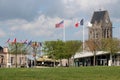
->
xmin=86 ymin=40 xmax=99 ymax=66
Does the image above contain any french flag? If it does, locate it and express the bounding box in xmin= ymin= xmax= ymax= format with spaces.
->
xmin=75 ymin=19 xmax=84 ymax=27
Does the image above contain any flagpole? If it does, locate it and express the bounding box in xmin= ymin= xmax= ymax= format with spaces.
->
xmin=81 ymin=19 xmax=84 ymax=53
xmin=75 ymin=19 xmax=84 ymax=53
xmin=63 ymin=23 xmax=65 ymax=42
xmin=82 ymin=24 xmax=84 ymax=53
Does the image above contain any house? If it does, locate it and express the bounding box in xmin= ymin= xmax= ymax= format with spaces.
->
xmin=74 ymin=10 xmax=120 ymax=66
xmin=0 ymin=46 xmax=27 ymax=68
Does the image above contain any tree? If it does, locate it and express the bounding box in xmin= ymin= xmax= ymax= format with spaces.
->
xmin=8 ymin=43 xmax=27 ymax=68
xmin=86 ymin=38 xmax=120 ymax=66
xmin=64 ymin=40 xmax=82 ymax=66
xmin=43 ymin=40 xmax=82 ymax=67
xmin=43 ymin=40 xmax=64 ymax=58
xmin=101 ymin=38 xmax=120 ymax=66
xmin=43 ymin=40 xmax=65 ymax=66
xmin=86 ymin=40 xmax=100 ymax=66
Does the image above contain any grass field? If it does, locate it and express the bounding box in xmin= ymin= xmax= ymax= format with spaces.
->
xmin=0 ymin=66 xmax=120 ymax=80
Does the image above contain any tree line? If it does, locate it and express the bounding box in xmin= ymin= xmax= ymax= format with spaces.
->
xmin=8 ymin=38 xmax=120 ymax=67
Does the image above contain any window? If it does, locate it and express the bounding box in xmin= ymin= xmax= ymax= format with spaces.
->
xmin=11 ymin=57 xmax=14 ymax=64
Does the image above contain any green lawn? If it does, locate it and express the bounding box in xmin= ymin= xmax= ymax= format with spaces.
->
xmin=0 ymin=66 xmax=120 ymax=80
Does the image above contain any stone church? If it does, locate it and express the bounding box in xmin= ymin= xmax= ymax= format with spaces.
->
xmin=74 ymin=10 xmax=120 ymax=66
xmin=84 ymin=10 xmax=113 ymax=51
xmin=88 ymin=10 xmax=112 ymax=40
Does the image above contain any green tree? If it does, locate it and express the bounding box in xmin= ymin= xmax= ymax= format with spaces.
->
xmin=8 ymin=43 xmax=27 ymax=68
xmin=43 ymin=40 xmax=82 ymax=67
xmin=101 ymin=38 xmax=120 ymax=66
xmin=64 ymin=40 xmax=82 ymax=66
xmin=43 ymin=40 xmax=65 ymax=66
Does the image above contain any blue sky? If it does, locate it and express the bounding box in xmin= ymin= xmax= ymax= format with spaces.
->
xmin=0 ymin=0 xmax=120 ymax=47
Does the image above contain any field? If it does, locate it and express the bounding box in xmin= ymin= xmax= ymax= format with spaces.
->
xmin=0 ymin=66 xmax=120 ymax=80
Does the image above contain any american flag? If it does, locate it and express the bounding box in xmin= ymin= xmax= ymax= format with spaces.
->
xmin=55 ymin=20 xmax=64 ymax=28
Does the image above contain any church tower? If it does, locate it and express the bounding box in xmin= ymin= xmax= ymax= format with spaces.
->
xmin=88 ymin=10 xmax=112 ymax=40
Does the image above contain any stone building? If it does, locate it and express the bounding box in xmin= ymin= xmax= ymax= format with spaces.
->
xmin=88 ymin=10 xmax=112 ymax=40
xmin=74 ymin=10 xmax=120 ymax=66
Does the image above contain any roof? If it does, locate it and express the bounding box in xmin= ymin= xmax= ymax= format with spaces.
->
xmin=74 ymin=51 xmax=109 ymax=59
xmin=91 ymin=10 xmax=107 ymax=24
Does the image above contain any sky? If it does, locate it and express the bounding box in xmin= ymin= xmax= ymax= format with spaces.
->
xmin=0 ymin=0 xmax=120 ymax=47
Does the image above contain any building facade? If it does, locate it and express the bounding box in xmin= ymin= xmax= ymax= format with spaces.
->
xmin=74 ymin=10 xmax=120 ymax=66
xmin=0 ymin=47 xmax=27 ymax=68
xmin=88 ymin=10 xmax=112 ymax=40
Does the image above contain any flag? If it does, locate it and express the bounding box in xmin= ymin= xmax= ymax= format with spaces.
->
xmin=14 ymin=38 xmax=16 ymax=43
xmin=55 ymin=20 xmax=64 ymax=28
xmin=87 ymin=22 xmax=92 ymax=27
xmin=75 ymin=19 xmax=84 ymax=27
xmin=12 ymin=38 xmax=16 ymax=44
xmin=23 ymin=40 xmax=27 ymax=44
xmin=34 ymin=42 xmax=38 ymax=46
xmin=20 ymin=40 xmax=27 ymax=44
xmin=80 ymin=19 xmax=84 ymax=25
xmin=27 ymin=40 xmax=32 ymax=46
xmin=75 ymin=22 xmax=79 ymax=27
xmin=6 ymin=38 xmax=10 ymax=43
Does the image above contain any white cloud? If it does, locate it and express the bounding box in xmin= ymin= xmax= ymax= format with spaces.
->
xmin=0 ymin=0 xmax=120 ymax=43
xmin=0 ymin=29 xmax=6 ymax=37
xmin=7 ymin=14 xmax=74 ymax=38
xmin=69 ymin=0 xmax=117 ymax=9
xmin=0 ymin=0 xmax=119 ymax=22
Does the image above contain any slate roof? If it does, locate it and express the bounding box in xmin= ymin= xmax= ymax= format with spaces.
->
xmin=91 ymin=10 xmax=107 ymax=24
